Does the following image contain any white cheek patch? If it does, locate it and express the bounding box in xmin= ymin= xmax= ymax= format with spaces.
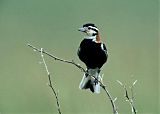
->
xmin=87 ymin=30 xmax=95 ymax=36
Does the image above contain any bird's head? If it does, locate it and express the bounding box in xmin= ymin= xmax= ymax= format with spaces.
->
xmin=78 ymin=23 xmax=99 ymax=37
xmin=78 ymin=23 xmax=101 ymax=43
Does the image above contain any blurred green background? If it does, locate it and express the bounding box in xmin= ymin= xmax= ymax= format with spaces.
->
xmin=0 ymin=0 xmax=159 ymax=114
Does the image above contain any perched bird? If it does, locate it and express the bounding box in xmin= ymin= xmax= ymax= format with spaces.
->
xmin=77 ymin=23 xmax=108 ymax=93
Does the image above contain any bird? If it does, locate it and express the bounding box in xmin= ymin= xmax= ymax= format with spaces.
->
xmin=77 ymin=23 xmax=108 ymax=93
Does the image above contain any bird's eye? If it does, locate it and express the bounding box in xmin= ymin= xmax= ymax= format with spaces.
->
xmin=88 ymin=27 xmax=91 ymax=30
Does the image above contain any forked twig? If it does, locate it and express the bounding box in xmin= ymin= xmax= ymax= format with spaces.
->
xmin=117 ymin=80 xmax=137 ymax=114
xmin=40 ymin=48 xmax=62 ymax=114
xmin=101 ymin=85 xmax=118 ymax=114
xmin=28 ymin=43 xmax=118 ymax=114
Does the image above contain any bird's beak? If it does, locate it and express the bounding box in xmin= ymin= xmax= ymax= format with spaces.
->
xmin=78 ymin=27 xmax=86 ymax=32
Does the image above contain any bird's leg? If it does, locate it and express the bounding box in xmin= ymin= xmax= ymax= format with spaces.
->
xmin=94 ymin=78 xmax=99 ymax=85
xmin=85 ymin=69 xmax=89 ymax=77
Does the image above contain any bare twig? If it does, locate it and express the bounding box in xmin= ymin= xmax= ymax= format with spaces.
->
xmin=40 ymin=48 xmax=62 ymax=114
xmin=101 ymin=85 xmax=118 ymax=114
xmin=28 ymin=43 xmax=118 ymax=114
xmin=117 ymin=80 xmax=137 ymax=114
xmin=28 ymin=43 xmax=85 ymax=72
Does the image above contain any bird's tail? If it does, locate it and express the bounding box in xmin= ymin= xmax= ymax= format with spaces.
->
xmin=79 ymin=68 xmax=101 ymax=94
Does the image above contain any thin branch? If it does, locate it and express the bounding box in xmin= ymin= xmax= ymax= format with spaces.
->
xmin=117 ymin=80 xmax=137 ymax=114
xmin=28 ymin=43 xmax=85 ymax=72
xmin=40 ymin=48 xmax=62 ymax=114
xmin=101 ymin=86 xmax=118 ymax=114
xmin=28 ymin=43 xmax=118 ymax=114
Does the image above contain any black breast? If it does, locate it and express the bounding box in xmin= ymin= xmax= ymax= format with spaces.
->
xmin=77 ymin=39 xmax=108 ymax=69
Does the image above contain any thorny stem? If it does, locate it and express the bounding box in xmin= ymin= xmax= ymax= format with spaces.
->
xmin=117 ymin=80 xmax=137 ymax=114
xmin=28 ymin=43 xmax=118 ymax=114
xmin=40 ymin=48 xmax=62 ymax=114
